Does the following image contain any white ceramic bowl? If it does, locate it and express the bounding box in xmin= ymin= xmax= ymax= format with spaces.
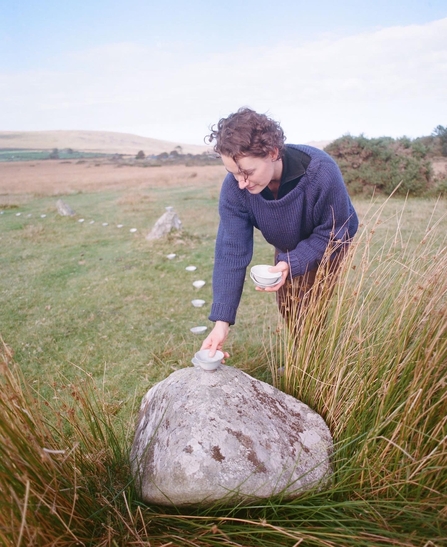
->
xmin=190 ymin=326 xmax=207 ymax=334
xmin=192 ymin=280 xmax=206 ymax=289
xmin=250 ymin=272 xmax=277 ymax=289
xmin=194 ymin=349 xmax=224 ymax=370
xmin=250 ymin=271 xmax=278 ymax=285
xmin=191 ymin=299 xmax=205 ymax=307
xmin=195 ymin=360 xmax=220 ymax=371
xmin=250 ymin=265 xmax=281 ymax=286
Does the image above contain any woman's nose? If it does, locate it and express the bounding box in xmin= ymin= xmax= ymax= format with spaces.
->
xmin=237 ymin=175 xmax=249 ymax=189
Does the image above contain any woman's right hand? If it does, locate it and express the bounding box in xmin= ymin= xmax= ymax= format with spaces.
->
xmin=200 ymin=321 xmax=230 ymax=360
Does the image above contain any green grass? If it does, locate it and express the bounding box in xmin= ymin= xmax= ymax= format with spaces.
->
xmin=0 ymin=185 xmax=277 ymax=410
xmin=1 ymin=185 xmax=447 ymax=546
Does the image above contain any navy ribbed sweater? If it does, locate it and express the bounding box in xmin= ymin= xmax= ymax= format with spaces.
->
xmin=209 ymin=144 xmax=359 ymax=325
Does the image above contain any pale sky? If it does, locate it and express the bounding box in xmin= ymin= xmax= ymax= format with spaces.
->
xmin=1 ymin=0 xmax=446 ymax=145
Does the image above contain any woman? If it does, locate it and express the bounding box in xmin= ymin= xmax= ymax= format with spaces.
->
xmin=201 ymin=107 xmax=358 ymax=357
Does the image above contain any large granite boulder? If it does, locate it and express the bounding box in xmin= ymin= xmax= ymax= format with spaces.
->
xmin=130 ymin=364 xmax=333 ymax=506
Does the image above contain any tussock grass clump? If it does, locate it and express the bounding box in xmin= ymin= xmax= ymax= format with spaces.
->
xmin=0 ymin=198 xmax=446 ymax=546
xmin=0 ymin=347 xmax=133 ymax=546
xmin=270 ymin=198 xmax=447 ymax=540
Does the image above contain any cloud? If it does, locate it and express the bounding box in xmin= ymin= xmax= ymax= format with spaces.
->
xmin=182 ymin=17 xmax=447 ymax=102
xmin=1 ymin=17 xmax=446 ymax=142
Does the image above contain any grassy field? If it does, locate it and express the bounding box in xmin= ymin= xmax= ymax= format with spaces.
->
xmin=1 ymin=164 xmax=446 ymax=546
xmin=0 ymin=174 xmax=276 ymax=406
xmin=0 ymin=149 xmax=110 ymax=162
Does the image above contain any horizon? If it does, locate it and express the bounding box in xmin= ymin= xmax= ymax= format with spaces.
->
xmin=1 ymin=1 xmax=446 ymax=145
xmin=0 ymin=127 xmax=438 ymax=148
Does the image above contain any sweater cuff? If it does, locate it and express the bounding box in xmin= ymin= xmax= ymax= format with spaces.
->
xmin=276 ymin=251 xmax=305 ymax=279
xmin=209 ymin=302 xmax=237 ymax=326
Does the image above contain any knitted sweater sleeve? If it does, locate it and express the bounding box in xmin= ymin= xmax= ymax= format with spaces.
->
xmin=209 ymin=175 xmax=254 ymax=325
xmin=276 ymin=153 xmax=357 ymax=277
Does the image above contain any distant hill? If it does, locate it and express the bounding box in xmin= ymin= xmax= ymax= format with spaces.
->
xmin=0 ymin=130 xmax=333 ymax=156
xmin=0 ymin=130 xmax=209 ymax=155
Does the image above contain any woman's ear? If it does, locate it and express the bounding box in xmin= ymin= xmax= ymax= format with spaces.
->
xmin=270 ymin=148 xmax=280 ymax=161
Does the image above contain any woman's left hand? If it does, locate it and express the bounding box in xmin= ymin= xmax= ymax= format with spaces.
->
xmin=256 ymin=261 xmax=289 ymax=292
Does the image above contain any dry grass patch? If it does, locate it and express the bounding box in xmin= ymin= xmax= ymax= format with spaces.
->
xmin=0 ymin=160 xmax=226 ymax=197
xmin=116 ymin=192 xmax=155 ymax=209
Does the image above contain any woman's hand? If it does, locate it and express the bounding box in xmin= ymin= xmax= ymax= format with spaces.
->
xmin=200 ymin=321 xmax=231 ymax=360
xmin=256 ymin=261 xmax=289 ymax=292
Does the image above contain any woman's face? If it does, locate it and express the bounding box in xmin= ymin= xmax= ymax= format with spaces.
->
xmin=221 ymin=151 xmax=282 ymax=194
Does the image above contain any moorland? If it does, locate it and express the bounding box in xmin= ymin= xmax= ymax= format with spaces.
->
xmin=0 ymin=130 xmax=446 ymax=546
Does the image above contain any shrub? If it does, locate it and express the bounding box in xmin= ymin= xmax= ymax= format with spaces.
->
xmin=326 ymin=135 xmax=434 ymax=197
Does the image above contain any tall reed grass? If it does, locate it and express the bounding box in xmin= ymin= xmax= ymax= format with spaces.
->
xmin=1 ymin=198 xmax=446 ymax=546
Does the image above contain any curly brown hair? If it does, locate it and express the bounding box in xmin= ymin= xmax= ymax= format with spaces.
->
xmin=206 ymin=107 xmax=286 ymax=160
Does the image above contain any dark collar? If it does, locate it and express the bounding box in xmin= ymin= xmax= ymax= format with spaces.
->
xmin=280 ymin=145 xmax=309 ymax=186
xmin=260 ymin=145 xmax=310 ymax=200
